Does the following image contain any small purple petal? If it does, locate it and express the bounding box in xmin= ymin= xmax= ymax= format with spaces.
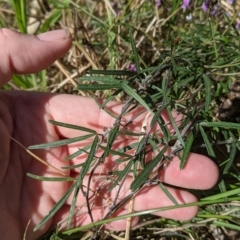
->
xmin=182 ymin=0 xmax=190 ymax=9
xmin=129 ymin=64 xmax=137 ymax=72
xmin=228 ymin=0 xmax=234 ymax=4
xmin=156 ymin=0 xmax=161 ymax=8
xmin=202 ymin=2 xmax=208 ymax=12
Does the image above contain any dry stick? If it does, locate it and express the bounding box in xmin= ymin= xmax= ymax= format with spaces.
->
xmin=1 ymin=131 xmax=67 ymax=176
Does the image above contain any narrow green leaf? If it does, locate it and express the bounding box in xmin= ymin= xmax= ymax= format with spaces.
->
xmin=39 ymin=9 xmax=62 ymax=33
xmin=88 ymin=69 xmax=136 ymax=76
xmin=202 ymin=74 xmax=212 ymax=111
xmin=213 ymin=221 xmax=240 ymax=231
xmin=118 ymin=130 xmax=144 ymax=137
xmin=223 ymin=142 xmax=237 ymax=174
xmin=28 ymin=134 xmax=95 ymax=149
xmin=34 ymin=182 xmax=77 ymax=231
xmin=99 ymin=145 xmax=132 ymax=157
xmin=166 ymin=107 xmax=184 ymax=146
xmin=200 ymin=121 xmax=240 ymax=129
xmin=49 ymin=120 xmax=97 ymax=134
xmin=27 ymin=173 xmax=75 ymax=182
xmin=65 ymin=145 xmax=92 ymax=161
xmin=129 ymin=28 xmax=140 ymax=73
xmin=79 ymin=136 xmax=98 ymax=179
xmin=75 ymin=83 xmax=121 ymax=90
xmin=120 ymin=81 xmax=151 ymax=112
xmin=201 ymin=187 xmax=240 ymax=201
xmin=199 ymin=126 xmax=216 ymax=157
xmin=67 ymin=136 xmax=98 ymax=228
xmin=135 ymin=136 xmax=147 ymax=155
xmin=161 ymin=72 xmax=169 ymax=105
xmin=130 ymin=145 xmax=167 ymax=191
xmin=158 ymin=182 xmax=179 ymax=205
xmin=180 ymin=131 xmax=194 ymax=169
xmin=148 ymin=138 xmax=161 ymax=153
xmin=108 ymin=159 xmax=133 ymax=192
xmin=78 ymin=76 xmax=120 ymax=84
xmin=176 ymin=76 xmax=195 ymax=87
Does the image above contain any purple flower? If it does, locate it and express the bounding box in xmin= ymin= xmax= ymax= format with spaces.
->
xmin=156 ymin=0 xmax=161 ymax=8
xmin=129 ymin=64 xmax=137 ymax=72
xmin=182 ymin=0 xmax=190 ymax=10
xmin=201 ymin=0 xmax=219 ymax=15
xmin=228 ymin=0 xmax=234 ymax=4
xmin=202 ymin=2 xmax=208 ymax=12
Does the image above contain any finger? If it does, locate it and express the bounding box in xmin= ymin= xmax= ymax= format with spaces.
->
xmin=159 ymin=153 xmax=219 ymax=189
xmin=0 ymin=28 xmax=72 ymax=86
xmin=53 ymin=176 xmax=198 ymax=231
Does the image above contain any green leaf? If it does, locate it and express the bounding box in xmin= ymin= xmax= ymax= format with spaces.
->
xmin=78 ymin=76 xmax=120 ymax=84
xmin=108 ymin=159 xmax=133 ymax=192
xmin=49 ymin=120 xmax=97 ymax=134
xmin=99 ymin=145 xmax=132 ymax=157
xmin=120 ymin=81 xmax=151 ymax=112
xmin=34 ymin=182 xmax=77 ymax=231
xmin=158 ymin=182 xmax=179 ymax=205
xmin=223 ymin=142 xmax=237 ymax=174
xmin=39 ymin=9 xmax=62 ymax=33
xmin=130 ymin=145 xmax=167 ymax=191
xmin=201 ymin=187 xmax=240 ymax=201
xmin=200 ymin=122 xmax=240 ymax=129
xmin=199 ymin=126 xmax=216 ymax=157
xmin=28 ymin=134 xmax=95 ymax=149
xmin=75 ymin=83 xmax=121 ymax=90
xmin=65 ymin=145 xmax=92 ymax=161
xmin=202 ymin=74 xmax=212 ymax=112
xmin=67 ymin=136 xmax=98 ymax=228
xmin=88 ymin=69 xmax=136 ymax=76
xmin=129 ymin=28 xmax=140 ymax=73
xmin=180 ymin=131 xmax=194 ymax=169
xmin=166 ymin=106 xmax=184 ymax=147
xmin=27 ymin=173 xmax=75 ymax=182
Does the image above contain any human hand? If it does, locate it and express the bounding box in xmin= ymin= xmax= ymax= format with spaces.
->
xmin=0 ymin=29 xmax=219 ymax=240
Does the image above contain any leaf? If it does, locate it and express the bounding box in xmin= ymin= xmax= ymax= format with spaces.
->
xmin=28 ymin=134 xmax=95 ymax=149
xmin=78 ymin=75 xmax=120 ymax=84
xmin=49 ymin=120 xmax=97 ymax=134
xmin=200 ymin=121 xmax=240 ymax=129
xmin=180 ymin=131 xmax=194 ymax=169
xmin=108 ymin=159 xmax=133 ymax=192
xmin=202 ymin=74 xmax=212 ymax=112
xmin=88 ymin=69 xmax=136 ymax=76
xmin=39 ymin=9 xmax=62 ymax=33
xmin=34 ymin=182 xmax=77 ymax=231
xmin=120 ymin=81 xmax=151 ymax=112
xmin=65 ymin=145 xmax=91 ymax=161
xmin=27 ymin=173 xmax=75 ymax=182
xmin=75 ymin=83 xmax=121 ymax=90
xmin=130 ymin=145 xmax=167 ymax=191
xmin=129 ymin=28 xmax=140 ymax=73
xmin=158 ymin=182 xmax=179 ymax=205
xmin=99 ymin=145 xmax=132 ymax=157
xmin=166 ymin=106 xmax=184 ymax=147
xmin=199 ymin=126 xmax=216 ymax=157
xmin=67 ymin=136 xmax=98 ymax=228
xmin=223 ymin=142 xmax=237 ymax=174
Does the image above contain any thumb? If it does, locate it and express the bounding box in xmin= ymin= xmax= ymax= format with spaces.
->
xmin=0 ymin=28 xmax=72 ymax=87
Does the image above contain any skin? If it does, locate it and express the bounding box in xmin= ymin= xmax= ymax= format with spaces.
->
xmin=0 ymin=28 xmax=219 ymax=240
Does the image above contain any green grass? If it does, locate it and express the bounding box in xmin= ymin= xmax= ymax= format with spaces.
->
xmin=1 ymin=0 xmax=240 ymax=239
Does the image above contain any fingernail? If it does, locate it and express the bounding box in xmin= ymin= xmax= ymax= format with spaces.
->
xmin=37 ymin=29 xmax=70 ymax=41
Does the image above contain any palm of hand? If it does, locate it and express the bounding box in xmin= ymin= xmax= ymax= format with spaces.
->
xmin=0 ymin=29 xmax=219 ymax=240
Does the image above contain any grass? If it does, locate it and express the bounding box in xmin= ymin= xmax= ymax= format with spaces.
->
xmin=1 ymin=0 xmax=240 ymax=239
